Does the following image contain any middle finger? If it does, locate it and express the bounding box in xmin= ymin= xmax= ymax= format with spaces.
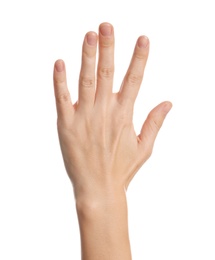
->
xmin=96 ymin=23 xmax=115 ymax=102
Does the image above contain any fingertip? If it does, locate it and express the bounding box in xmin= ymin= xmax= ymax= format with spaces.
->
xmin=162 ymin=101 xmax=173 ymax=115
xmin=137 ymin=35 xmax=149 ymax=48
xmin=99 ymin=22 xmax=113 ymax=36
xmin=55 ymin=59 xmax=65 ymax=72
xmin=86 ymin=31 xmax=97 ymax=46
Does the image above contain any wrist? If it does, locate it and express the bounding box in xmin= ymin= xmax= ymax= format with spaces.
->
xmin=76 ymin=187 xmax=132 ymax=260
xmin=75 ymin=186 xmax=127 ymax=217
xmin=74 ymin=182 xmax=132 ymax=260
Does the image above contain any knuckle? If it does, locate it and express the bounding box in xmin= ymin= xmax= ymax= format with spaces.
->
xmin=139 ymin=140 xmax=153 ymax=162
xmin=100 ymin=39 xmax=113 ymax=48
xmin=82 ymin=49 xmax=95 ymax=59
xmin=145 ymin=148 xmax=153 ymax=161
xmin=148 ymin=115 xmax=162 ymax=133
xmin=126 ymin=72 xmax=142 ymax=86
xmin=98 ymin=67 xmax=114 ymax=79
xmin=54 ymin=78 xmax=65 ymax=86
xmin=134 ymin=52 xmax=147 ymax=61
xmin=146 ymin=144 xmax=153 ymax=157
xmin=56 ymin=92 xmax=71 ymax=104
xmin=79 ymin=76 xmax=94 ymax=88
xmin=57 ymin=118 xmax=71 ymax=133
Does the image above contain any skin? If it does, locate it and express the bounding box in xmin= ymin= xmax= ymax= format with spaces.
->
xmin=53 ymin=22 xmax=172 ymax=260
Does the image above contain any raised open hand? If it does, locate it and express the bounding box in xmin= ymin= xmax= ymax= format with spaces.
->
xmin=53 ymin=22 xmax=172 ymax=200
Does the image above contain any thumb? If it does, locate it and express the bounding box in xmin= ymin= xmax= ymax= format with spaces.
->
xmin=138 ymin=101 xmax=172 ymax=159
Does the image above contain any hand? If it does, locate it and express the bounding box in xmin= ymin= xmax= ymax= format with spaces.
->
xmin=53 ymin=22 xmax=172 ymax=260
xmin=53 ymin=22 xmax=172 ymax=200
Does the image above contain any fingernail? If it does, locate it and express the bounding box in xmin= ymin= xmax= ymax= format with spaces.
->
xmin=87 ymin=32 xmax=97 ymax=46
xmin=55 ymin=60 xmax=64 ymax=72
xmin=100 ymin=23 xmax=112 ymax=36
xmin=137 ymin=36 xmax=149 ymax=48
xmin=163 ymin=102 xmax=173 ymax=114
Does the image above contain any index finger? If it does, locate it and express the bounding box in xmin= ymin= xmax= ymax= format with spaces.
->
xmin=118 ymin=36 xmax=149 ymax=106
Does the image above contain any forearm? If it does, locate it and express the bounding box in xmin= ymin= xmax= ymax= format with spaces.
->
xmin=76 ymin=187 xmax=132 ymax=260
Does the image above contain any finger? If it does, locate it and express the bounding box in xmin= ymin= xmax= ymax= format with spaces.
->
xmin=118 ymin=36 xmax=149 ymax=106
xmin=78 ymin=32 xmax=97 ymax=109
xmin=95 ymin=22 xmax=114 ymax=102
xmin=138 ymin=101 xmax=172 ymax=159
xmin=53 ymin=59 xmax=74 ymax=121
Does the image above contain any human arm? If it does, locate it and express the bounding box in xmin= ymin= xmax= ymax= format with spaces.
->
xmin=53 ymin=22 xmax=172 ymax=259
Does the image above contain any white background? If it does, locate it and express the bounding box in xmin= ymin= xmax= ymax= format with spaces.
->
xmin=0 ymin=0 xmax=214 ymax=259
